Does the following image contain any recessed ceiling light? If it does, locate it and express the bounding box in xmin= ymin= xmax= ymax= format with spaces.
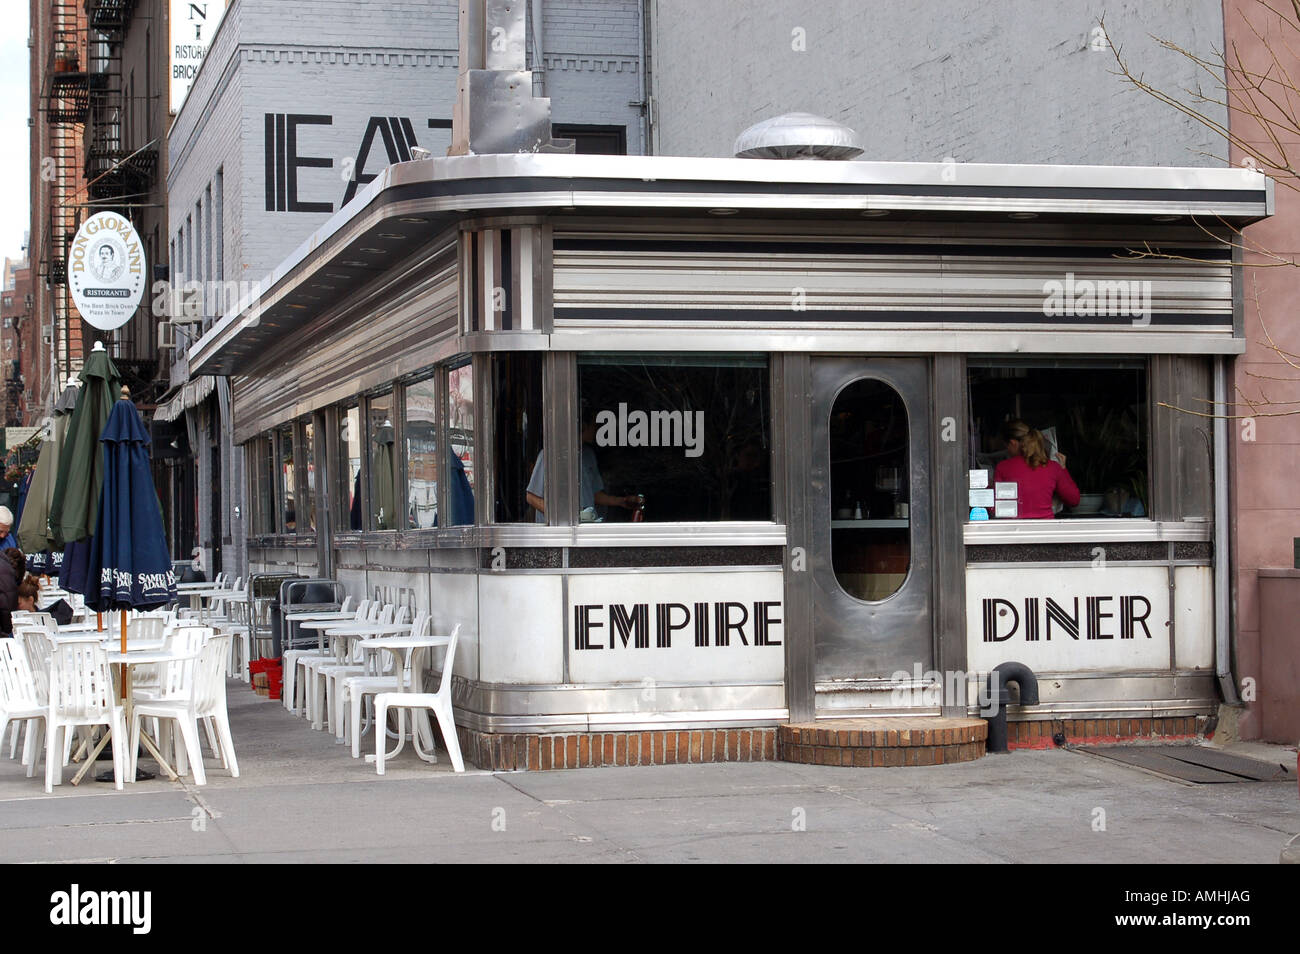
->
xmin=397 ymin=216 xmax=427 ymax=224
xmin=1008 ymin=212 xmax=1039 ymax=220
xmin=708 ymin=208 xmax=739 ymax=216
xmin=860 ymin=209 xmax=890 ymax=218
xmin=311 ymin=284 xmax=335 ymax=291
xmin=287 ymin=304 xmax=308 ymax=310
xmin=358 ymin=247 xmax=386 ymax=254
xmin=340 ymin=260 xmax=369 ymax=268
xmin=325 ymin=272 xmax=351 ymax=280
xmin=1153 ymin=214 xmax=1180 ymax=222
xmin=377 ymin=233 xmax=404 ymax=240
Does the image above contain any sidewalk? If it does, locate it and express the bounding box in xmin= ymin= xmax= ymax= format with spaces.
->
xmin=0 ymin=685 xmax=1295 ymax=863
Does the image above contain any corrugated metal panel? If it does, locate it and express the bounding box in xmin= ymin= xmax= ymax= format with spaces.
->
xmin=233 ymin=249 xmax=459 ymax=441
xmin=553 ymin=239 xmax=1232 ymax=328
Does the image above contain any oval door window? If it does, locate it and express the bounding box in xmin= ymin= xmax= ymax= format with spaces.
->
xmin=830 ymin=379 xmax=911 ymax=602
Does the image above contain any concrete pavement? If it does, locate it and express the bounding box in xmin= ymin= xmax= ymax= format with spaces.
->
xmin=1 ymin=684 xmax=1295 ymax=863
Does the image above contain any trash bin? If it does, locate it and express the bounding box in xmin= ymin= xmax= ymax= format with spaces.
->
xmin=274 ymin=578 xmax=345 ymax=657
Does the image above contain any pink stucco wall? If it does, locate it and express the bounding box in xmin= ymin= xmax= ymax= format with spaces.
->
xmin=1226 ymin=0 xmax=1300 ymax=742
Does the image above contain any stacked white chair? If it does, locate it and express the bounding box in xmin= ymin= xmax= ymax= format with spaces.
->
xmin=324 ymin=608 xmax=416 ymax=744
xmin=0 ymin=641 xmax=46 ymax=778
xmin=301 ymin=601 xmax=384 ymax=729
xmin=310 ymin=604 xmax=401 ymax=734
xmin=281 ymin=596 xmax=357 ymax=715
xmin=46 ymin=638 xmax=127 ymax=792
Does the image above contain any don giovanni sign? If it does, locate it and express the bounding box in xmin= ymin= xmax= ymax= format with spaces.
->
xmin=68 ymin=213 xmax=147 ymax=331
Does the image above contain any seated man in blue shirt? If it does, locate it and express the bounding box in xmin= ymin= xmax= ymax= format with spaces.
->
xmin=525 ymin=410 xmax=639 ymax=522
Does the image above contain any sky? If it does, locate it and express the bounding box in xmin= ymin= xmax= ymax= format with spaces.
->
xmin=0 ymin=4 xmax=29 ymax=264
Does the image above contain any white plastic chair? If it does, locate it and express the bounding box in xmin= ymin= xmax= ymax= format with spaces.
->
xmin=337 ymin=613 xmax=429 ymax=750
xmin=282 ymin=596 xmax=356 ymax=715
xmin=374 ymin=623 xmax=464 ymax=774
xmin=315 ymin=605 xmax=405 ymax=736
xmin=0 ymin=641 xmax=46 ymax=778
xmin=291 ymin=600 xmax=372 ymax=720
xmin=195 ymin=633 xmax=239 ymax=778
xmin=127 ymin=629 xmax=206 ymax=784
xmin=302 ymin=601 xmax=385 ymax=729
xmin=46 ymin=639 xmax=127 ymax=792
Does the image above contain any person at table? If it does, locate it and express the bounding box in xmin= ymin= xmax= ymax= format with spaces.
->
xmin=0 ymin=546 xmax=17 ymax=636
xmin=525 ymin=407 xmax=641 ymax=523
xmin=994 ymin=419 xmax=1081 ymax=519
xmin=15 ymin=575 xmax=37 ymax=613
xmin=0 ymin=506 xmax=17 ymax=550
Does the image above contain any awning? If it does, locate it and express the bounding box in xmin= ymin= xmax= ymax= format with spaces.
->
xmin=153 ymin=374 xmax=215 ymax=423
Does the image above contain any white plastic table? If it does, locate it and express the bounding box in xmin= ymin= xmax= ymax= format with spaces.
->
xmin=71 ymin=648 xmax=182 ymax=784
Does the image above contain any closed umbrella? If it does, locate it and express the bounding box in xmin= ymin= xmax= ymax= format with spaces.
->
xmin=49 ymin=343 xmax=120 ymax=547
xmin=86 ymin=388 xmax=179 ymax=616
xmin=19 ymin=385 xmax=77 ymax=575
xmin=84 ymin=388 xmax=178 ymax=783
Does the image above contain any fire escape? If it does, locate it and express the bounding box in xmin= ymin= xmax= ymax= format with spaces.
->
xmin=37 ymin=0 xmax=92 ymax=397
xmin=84 ymin=0 xmax=158 ymax=400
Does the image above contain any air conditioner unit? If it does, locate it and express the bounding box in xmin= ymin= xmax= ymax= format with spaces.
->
xmin=157 ymin=321 xmax=177 ymax=349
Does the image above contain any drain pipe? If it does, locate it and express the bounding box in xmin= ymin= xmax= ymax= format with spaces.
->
xmin=984 ymin=662 xmax=1040 ymax=753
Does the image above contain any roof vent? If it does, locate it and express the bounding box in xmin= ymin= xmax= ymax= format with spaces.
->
xmin=733 ymin=113 xmax=863 ymax=160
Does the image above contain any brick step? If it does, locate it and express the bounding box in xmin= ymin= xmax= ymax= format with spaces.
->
xmin=779 ymin=717 xmax=988 ymax=767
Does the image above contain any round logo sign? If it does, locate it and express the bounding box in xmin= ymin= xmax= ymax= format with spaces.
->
xmin=68 ymin=212 xmax=147 ymax=331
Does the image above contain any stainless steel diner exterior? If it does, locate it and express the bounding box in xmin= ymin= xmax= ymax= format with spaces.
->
xmin=188 ymin=153 xmax=1268 ymax=751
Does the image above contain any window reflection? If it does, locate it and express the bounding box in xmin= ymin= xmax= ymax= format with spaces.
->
xmin=368 ymin=393 xmax=396 ymax=530
xmin=303 ymin=420 xmax=316 ymax=532
xmin=405 ymin=378 xmax=439 ymax=529
xmin=339 ymin=405 xmax=361 ymax=531
xmin=278 ymin=424 xmax=295 ymax=533
xmin=446 ymin=363 xmax=475 ymax=526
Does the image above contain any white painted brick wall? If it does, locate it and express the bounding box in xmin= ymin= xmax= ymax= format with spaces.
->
xmin=169 ymin=0 xmax=643 ymax=285
xmin=650 ymin=0 xmax=1229 ymax=166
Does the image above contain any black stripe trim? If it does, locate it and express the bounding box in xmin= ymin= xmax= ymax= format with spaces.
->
xmin=553 ymin=238 xmax=1233 ymax=260
xmin=553 ymin=307 xmax=1232 ymax=326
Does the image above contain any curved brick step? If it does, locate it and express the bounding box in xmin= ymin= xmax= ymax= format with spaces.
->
xmin=779 ymin=717 xmax=988 ymax=767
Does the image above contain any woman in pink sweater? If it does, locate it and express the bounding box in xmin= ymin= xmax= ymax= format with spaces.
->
xmin=994 ymin=420 xmax=1081 ymax=519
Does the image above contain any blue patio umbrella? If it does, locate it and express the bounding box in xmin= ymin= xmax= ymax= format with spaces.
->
xmin=84 ymin=389 xmax=178 ymax=615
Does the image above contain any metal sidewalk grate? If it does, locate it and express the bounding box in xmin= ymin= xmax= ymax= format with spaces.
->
xmin=1077 ymin=745 xmax=1296 ymax=783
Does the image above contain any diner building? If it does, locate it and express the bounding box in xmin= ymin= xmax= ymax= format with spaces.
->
xmin=187 ymin=143 xmax=1269 ymax=767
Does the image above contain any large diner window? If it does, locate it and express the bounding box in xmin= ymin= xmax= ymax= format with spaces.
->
xmin=367 ymin=392 xmax=397 ymax=531
xmin=249 ymin=435 xmax=275 ymax=535
xmin=967 ymin=359 xmax=1148 ymax=519
xmin=573 ymin=353 xmax=771 ymax=522
xmin=446 ymin=361 xmax=475 ymax=526
xmin=494 ymin=353 xmax=543 ymax=523
xmin=405 ymin=376 xmax=439 ymax=529
xmin=338 ymin=404 xmax=362 ymax=531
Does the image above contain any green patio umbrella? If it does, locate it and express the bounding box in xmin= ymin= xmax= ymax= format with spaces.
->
xmin=49 ymin=343 xmax=121 ymax=547
xmin=17 ymin=384 xmax=78 ymax=560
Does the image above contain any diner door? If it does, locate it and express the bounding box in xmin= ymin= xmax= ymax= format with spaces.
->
xmin=810 ymin=358 xmax=933 ymax=703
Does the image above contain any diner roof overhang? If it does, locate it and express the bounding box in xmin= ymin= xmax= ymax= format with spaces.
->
xmin=189 ymin=153 xmax=1273 ymax=376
